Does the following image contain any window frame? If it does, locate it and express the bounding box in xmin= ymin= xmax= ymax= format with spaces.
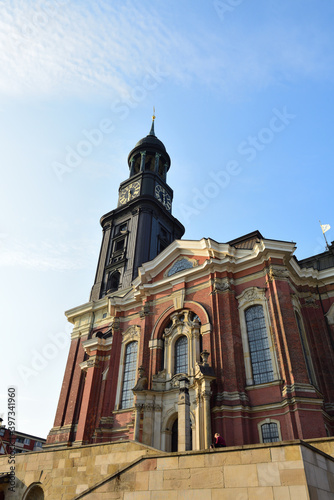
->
xmin=258 ymin=418 xmax=282 ymax=443
xmin=115 ymin=326 xmax=141 ymax=410
xmin=237 ymin=287 xmax=280 ymax=386
xmin=174 ymin=335 xmax=188 ymax=375
xmin=120 ymin=341 xmax=138 ymax=409
xmin=245 ymin=305 xmax=275 ymax=385
xmin=163 ymin=310 xmax=202 ymax=379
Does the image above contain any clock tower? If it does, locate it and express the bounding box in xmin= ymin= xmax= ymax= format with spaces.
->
xmin=90 ymin=117 xmax=185 ymax=300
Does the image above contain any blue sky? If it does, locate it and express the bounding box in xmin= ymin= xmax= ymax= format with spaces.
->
xmin=1 ymin=0 xmax=333 ymax=438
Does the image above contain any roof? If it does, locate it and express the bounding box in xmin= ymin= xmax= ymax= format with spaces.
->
xmin=227 ymin=230 xmax=264 ymax=250
xmin=298 ymin=242 xmax=334 ymax=271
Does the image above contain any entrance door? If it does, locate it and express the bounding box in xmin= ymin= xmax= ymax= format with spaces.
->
xmin=171 ymin=419 xmax=178 ymax=452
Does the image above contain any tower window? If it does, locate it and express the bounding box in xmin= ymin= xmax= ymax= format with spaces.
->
xmin=175 ymin=336 xmax=188 ymax=374
xmin=106 ymin=270 xmax=120 ymax=292
xmin=245 ymin=305 xmax=274 ymax=385
xmin=158 ymin=159 xmax=164 ymax=177
xmin=121 ymin=341 xmax=138 ymax=409
xmin=261 ymin=422 xmax=279 ymax=443
xmin=158 ymin=226 xmax=170 ymax=253
xmin=145 ymin=154 xmax=155 ymax=171
xmin=114 ymin=239 xmax=125 ymax=253
xmin=116 ymin=222 xmax=128 ymax=235
xmin=132 ymin=154 xmax=141 ymax=174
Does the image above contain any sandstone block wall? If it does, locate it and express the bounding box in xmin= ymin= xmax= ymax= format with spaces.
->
xmin=0 ymin=438 xmax=333 ymax=499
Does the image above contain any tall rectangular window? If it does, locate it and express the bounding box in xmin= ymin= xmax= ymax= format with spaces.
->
xmin=175 ymin=336 xmax=188 ymax=374
xmin=245 ymin=305 xmax=274 ymax=384
xmin=121 ymin=342 xmax=138 ymax=409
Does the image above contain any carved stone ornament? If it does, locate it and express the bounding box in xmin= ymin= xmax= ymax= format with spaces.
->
xmin=266 ymin=266 xmax=290 ymax=282
xmin=170 ymin=373 xmax=190 ymax=389
xmin=143 ymin=403 xmax=155 ymax=412
xmin=122 ymin=325 xmax=141 ymax=343
xmin=87 ymin=357 xmax=97 ymax=368
xmin=213 ymin=278 xmax=231 ymax=293
xmin=237 ymin=287 xmax=266 ymax=309
xmin=152 ymin=369 xmax=167 ymax=381
xmin=80 ymin=356 xmax=99 ymax=371
xmin=304 ymin=296 xmax=318 ymax=308
xmin=110 ymin=317 xmax=120 ymax=331
xmin=173 ymin=288 xmax=186 ymax=310
xmin=165 ymin=257 xmax=198 ymax=278
xmin=201 ymin=350 xmax=210 ymax=365
xmin=133 ymin=366 xmax=148 ymax=391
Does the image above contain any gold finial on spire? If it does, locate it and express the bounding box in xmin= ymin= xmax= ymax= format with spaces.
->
xmin=149 ymin=107 xmax=156 ymax=135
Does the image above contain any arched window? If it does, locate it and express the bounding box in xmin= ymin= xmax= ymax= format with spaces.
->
xmin=121 ymin=341 xmax=138 ymax=409
xmin=245 ymin=305 xmax=274 ymax=384
xmin=295 ymin=312 xmax=316 ymax=386
xmin=175 ymin=336 xmax=188 ymax=374
xmin=107 ymin=270 xmax=120 ymax=292
xmin=261 ymin=422 xmax=279 ymax=443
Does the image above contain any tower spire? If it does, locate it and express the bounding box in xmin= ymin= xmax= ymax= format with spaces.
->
xmin=149 ymin=106 xmax=156 ymax=136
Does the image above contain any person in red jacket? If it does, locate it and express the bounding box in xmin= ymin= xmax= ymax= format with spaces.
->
xmin=211 ymin=433 xmax=226 ymax=448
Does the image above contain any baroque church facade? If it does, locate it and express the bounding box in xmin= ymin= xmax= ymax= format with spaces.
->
xmin=46 ymin=119 xmax=334 ymax=453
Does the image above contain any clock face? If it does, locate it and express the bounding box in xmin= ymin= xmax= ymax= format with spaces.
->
xmin=119 ymin=181 xmax=141 ymax=205
xmin=155 ymin=184 xmax=172 ymax=212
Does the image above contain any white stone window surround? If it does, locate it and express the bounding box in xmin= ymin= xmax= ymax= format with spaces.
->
xmin=291 ymin=295 xmax=318 ymax=387
xmin=258 ymin=418 xmax=282 ymax=443
xmin=163 ymin=310 xmax=202 ymax=381
xmin=115 ymin=325 xmax=141 ymax=410
xmin=237 ymin=287 xmax=280 ymax=386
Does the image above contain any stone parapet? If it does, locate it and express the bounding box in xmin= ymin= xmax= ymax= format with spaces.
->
xmin=0 ymin=438 xmax=334 ymax=499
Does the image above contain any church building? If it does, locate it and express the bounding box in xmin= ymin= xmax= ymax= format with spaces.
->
xmin=46 ymin=118 xmax=334 ymax=454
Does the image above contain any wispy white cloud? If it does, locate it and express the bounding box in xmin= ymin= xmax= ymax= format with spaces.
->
xmin=0 ymin=236 xmax=96 ymax=270
xmin=0 ymin=1 xmax=332 ymax=97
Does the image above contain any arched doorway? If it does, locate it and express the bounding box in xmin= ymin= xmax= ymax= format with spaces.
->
xmin=24 ymin=484 xmax=44 ymax=500
xmin=171 ymin=418 xmax=193 ymax=452
xmin=171 ymin=419 xmax=178 ymax=452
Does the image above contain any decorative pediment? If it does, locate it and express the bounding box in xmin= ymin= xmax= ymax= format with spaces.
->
xmin=122 ymin=325 xmax=141 ymax=343
xmin=164 ymin=310 xmax=200 ymax=340
xmin=237 ymin=287 xmax=266 ymax=309
xmin=165 ymin=256 xmax=198 ymax=278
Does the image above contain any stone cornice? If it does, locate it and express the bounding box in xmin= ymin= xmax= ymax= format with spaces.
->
xmin=64 ymin=238 xmax=333 ymax=322
xmin=65 ymin=297 xmax=108 ymax=324
xmin=82 ymin=337 xmax=113 ymax=355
